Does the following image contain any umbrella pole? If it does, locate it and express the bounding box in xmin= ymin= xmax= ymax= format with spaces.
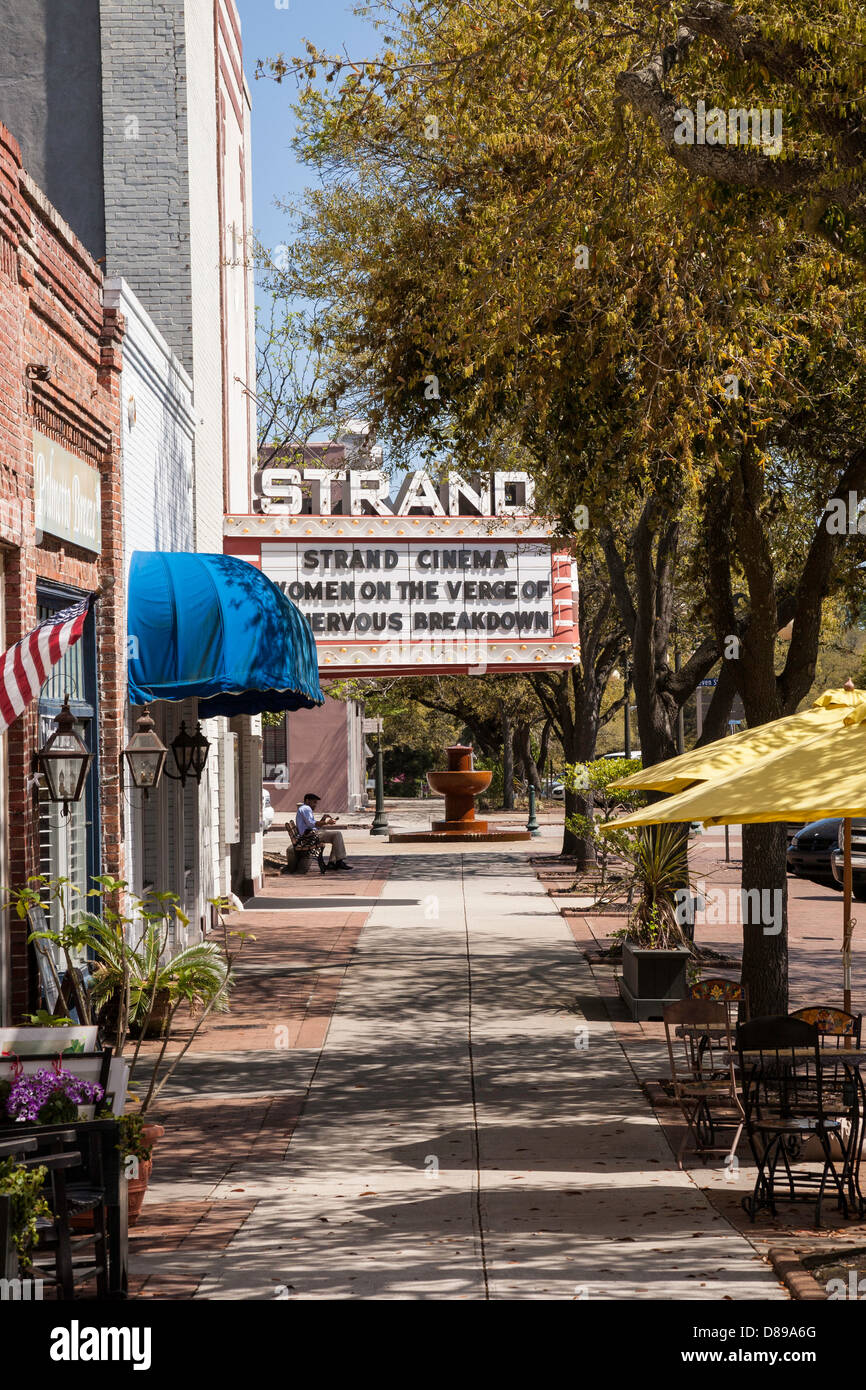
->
xmin=843 ymin=816 xmax=853 ymax=1015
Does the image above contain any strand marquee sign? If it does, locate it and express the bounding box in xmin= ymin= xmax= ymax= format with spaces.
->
xmin=224 ymin=467 xmax=579 ymax=676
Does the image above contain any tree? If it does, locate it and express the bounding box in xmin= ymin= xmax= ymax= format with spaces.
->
xmin=530 ymin=547 xmax=628 ymax=861
xmin=615 ymin=1 xmax=866 ymax=267
xmin=254 ymin=298 xmax=343 ymax=450
xmin=262 ymin=0 xmax=866 ymax=1012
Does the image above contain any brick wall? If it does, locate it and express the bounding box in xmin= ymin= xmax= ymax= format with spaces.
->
xmin=0 ymin=124 xmax=124 ymax=1019
xmin=99 ymin=0 xmax=192 ymax=370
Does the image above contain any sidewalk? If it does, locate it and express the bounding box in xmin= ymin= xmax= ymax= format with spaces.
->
xmin=130 ymin=826 xmax=783 ymax=1299
xmin=129 ymin=854 xmax=391 ymax=1296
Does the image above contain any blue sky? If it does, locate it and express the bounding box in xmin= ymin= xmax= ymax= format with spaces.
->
xmin=237 ymin=0 xmax=378 ymax=275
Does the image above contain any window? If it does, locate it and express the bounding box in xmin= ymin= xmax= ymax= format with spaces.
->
xmin=36 ymin=590 xmax=98 ymax=942
xmin=263 ymin=714 xmax=288 ymax=786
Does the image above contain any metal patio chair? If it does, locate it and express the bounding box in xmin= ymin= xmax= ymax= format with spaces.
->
xmin=689 ymin=976 xmax=750 ymax=1022
xmin=663 ymin=998 xmax=744 ymax=1169
xmin=737 ymin=1015 xmax=851 ymax=1224
xmin=790 ymin=1006 xmax=862 ymax=1048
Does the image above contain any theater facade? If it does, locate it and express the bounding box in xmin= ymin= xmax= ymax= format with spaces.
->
xmin=225 ymin=467 xmax=580 ymax=677
xmin=224 ymin=465 xmax=580 ymax=816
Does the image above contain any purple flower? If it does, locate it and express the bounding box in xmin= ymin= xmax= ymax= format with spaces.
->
xmin=4 ymin=1067 xmax=104 ymax=1123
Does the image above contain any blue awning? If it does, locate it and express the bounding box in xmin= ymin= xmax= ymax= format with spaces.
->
xmin=127 ymin=551 xmax=324 ymax=717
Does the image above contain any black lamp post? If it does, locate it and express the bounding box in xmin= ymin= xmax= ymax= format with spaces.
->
xmin=122 ymin=705 xmax=168 ymax=796
xmin=36 ymin=696 xmax=92 ymax=817
xmin=370 ymin=729 xmax=389 ymax=836
xmin=623 ymin=656 xmax=631 ymax=759
xmin=165 ymin=720 xmax=210 ymax=788
xmin=526 ymin=781 xmax=540 ymax=837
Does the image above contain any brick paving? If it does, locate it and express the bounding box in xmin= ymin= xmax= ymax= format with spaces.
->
xmin=128 ymin=854 xmax=393 ymax=1295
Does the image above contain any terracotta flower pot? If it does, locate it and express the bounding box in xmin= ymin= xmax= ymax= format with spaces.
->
xmin=126 ymin=1121 xmax=165 ymax=1228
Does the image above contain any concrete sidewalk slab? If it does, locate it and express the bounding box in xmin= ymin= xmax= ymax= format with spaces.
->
xmin=192 ymin=851 xmax=783 ymax=1300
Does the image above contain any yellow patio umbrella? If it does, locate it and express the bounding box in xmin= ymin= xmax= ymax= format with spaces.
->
xmin=609 ymin=700 xmax=866 ymax=1011
xmin=610 ymin=686 xmax=866 ymax=794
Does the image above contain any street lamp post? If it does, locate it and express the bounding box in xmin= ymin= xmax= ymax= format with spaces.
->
xmin=526 ymin=781 xmax=540 ymax=837
xmin=673 ymin=629 xmax=685 ymax=756
xmin=370 ymin=731 xmax=389 ymax=836
xmin=623 ymin=658 xmax=631 ymax=759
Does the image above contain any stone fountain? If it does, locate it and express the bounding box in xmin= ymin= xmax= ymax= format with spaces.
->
xmin=428 ymin=744 xmax=492 ymax=834
xmin=388 ymin=743 xmax=531 ymax=842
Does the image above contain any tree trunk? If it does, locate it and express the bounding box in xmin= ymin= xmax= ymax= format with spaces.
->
xmin=559 ymin=680 xmax=602 ymax=866
xmin=530 ymin=571 xmax=628 ymax=861
xmin=740 ymin=822 xmax=788 ymax=1016
xmin=514 ymin=721 xmax=543 ymax=792
xmin=564 ymin=786 xmax=596 ymax=866
xmin=537 ymin=718 xmax=552 ymax=779
xmin=501 ymin=706 xmax=514 ymax=811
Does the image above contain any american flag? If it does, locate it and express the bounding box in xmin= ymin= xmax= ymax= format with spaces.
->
xmin=0 ymin=595 xmax=93 ymax=734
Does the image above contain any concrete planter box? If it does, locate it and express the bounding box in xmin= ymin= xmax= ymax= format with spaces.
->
xmin=619 ymin=941 xmax=690 ymax=1021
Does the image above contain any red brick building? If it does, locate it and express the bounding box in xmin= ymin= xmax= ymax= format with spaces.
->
xmin=0 ymin=121 xmax=125 ymax=1023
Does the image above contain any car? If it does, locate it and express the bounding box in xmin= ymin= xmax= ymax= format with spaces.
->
xmin=786 ymin=817 xmax=844 ymax=888
xmin=262 ymin=787 xmax=274 ymax=832
xmin=830 ymin=820 xmax=866 ymax=900
xmin=549 ymin=780 xmax=564 ymax=799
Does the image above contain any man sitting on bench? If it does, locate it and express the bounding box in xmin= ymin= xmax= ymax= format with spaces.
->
xmin=296 ymin=792 xmax=353 ymax=871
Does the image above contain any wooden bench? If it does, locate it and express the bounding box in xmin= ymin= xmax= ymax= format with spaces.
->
xmin=285 ymin=820 xmax=327 ymax=875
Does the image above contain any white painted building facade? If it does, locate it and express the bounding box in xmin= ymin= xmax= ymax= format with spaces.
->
xmin=102 ymin=1 xmax=262 ymax=907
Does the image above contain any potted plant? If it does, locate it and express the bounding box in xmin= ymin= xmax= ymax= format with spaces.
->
xmin=0 ymin=1157 xmax=50 ymax=1274
xmin=2 ymin=1065 xmax=104 ymax=1125
xmin=5 ymin=876 xmax=250 ymax=1225
xmin=113 ymin=1113 xmax=163 ymax=1226
xmin=613 ymin=824 xmax=695 ymax=1021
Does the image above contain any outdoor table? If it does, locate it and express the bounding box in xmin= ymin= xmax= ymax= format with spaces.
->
xmin=731 ymin=1046 xmax=866 ymax=1222
xmin=0 ymin=1117 xmax=128 ymax=1298
xmin=730 ymin=1047 xmax=866 ymax=1064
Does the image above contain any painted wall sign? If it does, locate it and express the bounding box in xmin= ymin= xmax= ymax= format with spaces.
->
xmin=33 ymin=430 xmax=102 ymax=554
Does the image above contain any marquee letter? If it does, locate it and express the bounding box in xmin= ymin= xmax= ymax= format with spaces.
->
xmin=493 ymin=471 xmax=535 ymax=515
xmin=442 ymin=473 xmax=492 ymax=517
xmin=348 ymin=469 xmax=393 ymax=516
xmin=395 ymin=471 xmax=447 ymax=517
xmin=259 ymin=468 xmax=303 ymax=515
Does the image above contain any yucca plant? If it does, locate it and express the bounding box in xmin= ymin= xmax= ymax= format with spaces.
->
xmin=617 ymin=824 xmax=695 ymax=952
xmin=5 ymin=876 xmax=251 ymax=1116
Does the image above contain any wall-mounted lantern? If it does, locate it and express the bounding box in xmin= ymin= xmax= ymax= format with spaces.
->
xmin=36 ymin=697 xmax=92 ymax=816
xmin=166 ymin=721 xmax=210 ymax=788
xmin=122 ymin=704 xmax=167 ymax=796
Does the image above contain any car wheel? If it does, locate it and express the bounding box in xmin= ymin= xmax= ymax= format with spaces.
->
xmin=854 ymin=886 xmax=866 ymax=902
